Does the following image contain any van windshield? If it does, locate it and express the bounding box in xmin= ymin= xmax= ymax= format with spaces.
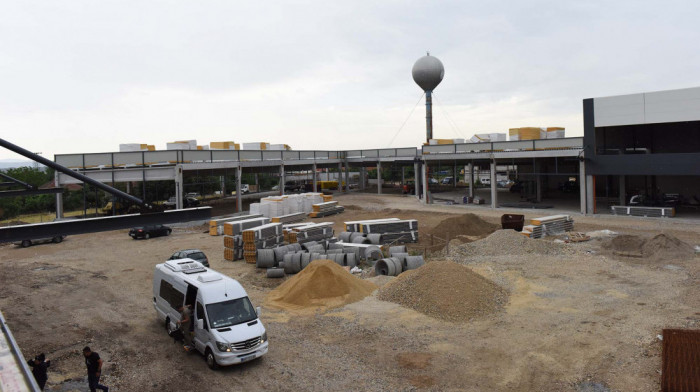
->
xmin=205 ymin=297 xmax=257 ymax=328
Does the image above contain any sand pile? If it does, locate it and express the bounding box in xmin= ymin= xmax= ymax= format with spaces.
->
xmin=377 ymin=261 xmax=507 ymax=322
xmin=448 ymin=229 xmax=576 ymax=260
xmin=429 ymin=213 xmax=498 ymax=239
xmin=265 ymin=259 xmax=378 ymax=313
xmin=604 ymin=233 xmax=695 ymax=261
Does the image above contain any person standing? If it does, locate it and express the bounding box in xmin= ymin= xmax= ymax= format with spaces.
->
xmin=27 ymin=353 xmax=50 ymax=390
xmin=82 ymin=347 xmax=108 ymax=392
xmin=177 ymin=304 xmax=193 ymax=350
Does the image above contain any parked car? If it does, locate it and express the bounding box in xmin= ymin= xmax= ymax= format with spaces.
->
xmin=129 ymin=224 xmax=172 ymax=239
xmin=169 ymin=249 xmax=209 ymax=267
xmin=428 ymin=178 xmax=438 ymax=185
xmin=163 ymin=197 xmax=177 ymax=208
xmin=284 ymin=181 xmax=303 ymax=193
xmin=15 ymin=235 xmax=65 ymax=248
xmin=184 ymin=197 xmax=200 ymax=208
xmin=185 ymin=192 xmax=201 ymax=199
xmin=441 ymin=177 xmax=453 ymax=185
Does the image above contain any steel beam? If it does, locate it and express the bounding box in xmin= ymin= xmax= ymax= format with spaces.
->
xmin=0 ymin=138 xmax=146 ymax=207
xmin=0 ymin=207 xmax=212 ymax=243
xmin=0 ymin=188 xmax=63 ymax=197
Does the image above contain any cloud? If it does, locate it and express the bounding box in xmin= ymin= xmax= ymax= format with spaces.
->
xmin=1 ymin=0 xmax=699 ymax=159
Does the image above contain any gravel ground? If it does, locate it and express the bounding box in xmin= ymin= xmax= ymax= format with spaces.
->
xmin=1 ymin=193 xmax=699 ymax=391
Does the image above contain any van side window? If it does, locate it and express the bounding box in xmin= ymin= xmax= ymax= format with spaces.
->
xmin=159 ymin=280 xmax=184 ymax=309
xmin=196 ymin=302 xmax=208 ymax=330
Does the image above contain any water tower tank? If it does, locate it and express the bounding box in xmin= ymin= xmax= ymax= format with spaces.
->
xmin=412 ymin=54 xmax=444 ymax=92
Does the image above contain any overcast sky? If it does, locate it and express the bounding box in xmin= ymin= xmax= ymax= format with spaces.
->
xmin=1 ymin=0 xmax=699 ymax=160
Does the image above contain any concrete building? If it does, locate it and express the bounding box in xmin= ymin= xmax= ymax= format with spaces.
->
xmin=583 ymin=86 xmax=700 ymax=215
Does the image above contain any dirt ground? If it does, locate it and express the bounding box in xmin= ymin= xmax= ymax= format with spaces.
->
xmin=1 ymin=193 xmax=699 ymax=391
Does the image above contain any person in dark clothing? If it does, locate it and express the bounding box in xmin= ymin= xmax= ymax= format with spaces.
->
xmin=27 ymin=353 xmax=50 ymax=390
xmin=83 ymin=347 xmax=108 ymax=392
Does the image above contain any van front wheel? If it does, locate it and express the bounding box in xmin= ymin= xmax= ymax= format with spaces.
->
xmin=205 ymin=349 xmax=219 ymax=370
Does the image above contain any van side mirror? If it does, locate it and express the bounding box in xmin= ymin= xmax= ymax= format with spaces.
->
xmin=256 ymin=306 xmax=261 ymax=317
xmin=197 ymin=319 xmax=204 ymax=330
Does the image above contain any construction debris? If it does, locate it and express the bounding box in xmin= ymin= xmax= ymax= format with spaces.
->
xmin=611 ymin=205 xmax=675 ymax=218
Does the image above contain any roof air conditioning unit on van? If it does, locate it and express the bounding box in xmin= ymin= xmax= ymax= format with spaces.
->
xmin=196 ymin=273 xmax=223 ymax=283
xmin=164 ymin=259 xmax=207 ymax=274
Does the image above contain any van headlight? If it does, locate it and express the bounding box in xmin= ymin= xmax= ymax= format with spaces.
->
xmin=261 ymin=332 xmax=268 ymax=343
xmin=216 ymin=341 xmax=231 ymax=352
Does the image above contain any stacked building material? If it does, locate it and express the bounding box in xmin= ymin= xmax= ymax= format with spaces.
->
xmin=209 ymin=214 xmax=263 ymax=236
xmin=271 ymin=212 xmax=306 ymax=224
xmin=344 ymin=218 xmax=400 ymax=232
xmin=610 ymin=205 xmax=675 ymax=218
xmin=288 ymin=222 xmax=334 ymax=244
xmin=250 ymin=193 xmax=325 ymax=218
xmin=521 ymin=215 xmax=574 ymax=238
xmin=222 ymin=217 xmax=270 ymax=262
xmin=241 ymin=223 xmax=284 ymax=263
xmin=223 ymin=217 xmax=270 ymax=236
xmin=359 ymin=219 xmax=418 ymax=238
xmin=322 ymin=194 xmax=334 ymax=202
xmin=309 ymin=201 xmax=344 ymax=218
xmin=209 ymin=141 xmax=239 ymax=150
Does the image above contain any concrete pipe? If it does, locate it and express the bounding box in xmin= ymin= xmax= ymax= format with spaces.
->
xmin=277 ymin=261 xmax=285 ymax=270
xmin=389 ymin=245 xmax=408 ymax=256
xmin=343 ymin=246 xmax=360 ymax=260
xmin=300 ymin=252 xmax=311 ymax=269
xmin=326 ymin=249 xmax=343 ymax=254
xmin=339 ymin=232 xmax=353 ymax=242
xmin=345 ymin=253 xmax=357 ymax=268
xmin=301 ymin=241 xmax=319 ymax=251
xmin=367 ymin=233 xmax=383 ymax=245
xmin=349 ymin=232 xmax=366 ymax=242
xmin=391 ymin=252 xmax=409 ymax=267
xmin=405 ymin=255 xmax=425 ymax=270
xmin=290 ymin=243 xmax=302 ymax=252
xmin=308 ymin=245 xmax=325 ymax=254
xmin=328 ymin=243 xmax=344 ymax=250
xmin=256 ymin=249 xmax=275 ymax=269
xmin=283 ymin=253 xmax=296 ymax=274
xmin=291 ymin=253 xmax=303 ymax=273
xmin=352 ymin=236 xmax=371 ymax=244
xmin=266 ymin=268 xmax=285 ymax=278
xmin=364 ymin=245 xmax=383 ymax=262
xmin=273 ymin=246 xmax=290 ymax=263
xmin=375 ymin=258 xmax=401 ymax=276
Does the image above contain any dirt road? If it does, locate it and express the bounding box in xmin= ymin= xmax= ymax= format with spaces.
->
xmin=1 ymin=193 xmax=698 ymax=391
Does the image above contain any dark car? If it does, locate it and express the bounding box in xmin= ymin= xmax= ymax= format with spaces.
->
xmin=184 ymin=197 xmax=200 ymax=207
xmin=14 ymin=235 xmax=65 ymax=248
xmin=129 ymin=224 xmax=172 ymax=239
xmin=284 ymin=181 xmax=303 ymax=193
xmin=169 ymin=249 xmax=209 ymax=267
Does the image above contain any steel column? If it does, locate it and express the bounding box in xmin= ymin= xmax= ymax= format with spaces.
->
xmin=55 ymin=170 xmax=63 ymax=219
xmin=490 ymin=159 xmax=497 ymax=208
xmin=236 ymin=166 xmax=242 ymax=212
xmin=344 ymin=160 xmax=350 ymax=192
xmin=377 ymin=162 xmax=382 ymax=195
xmin=414 ymin=162 xmax=420 ymax=197
xmin=422 ymin=161 xmax=429 ymax=204
xmin=175 ymin=165 xmax=184 ymax=210
xmin=312 ymin=163 xmax=318 ymax=192
xmin=619 ymin=175 xmax=626 ymax=206
xmin=579 ymin=159 xmax=587 ymax=214
xmin=468 ymin=162 xmax=474 ymax=198
xmin=280 ymin=165 xmax=285 ymax=196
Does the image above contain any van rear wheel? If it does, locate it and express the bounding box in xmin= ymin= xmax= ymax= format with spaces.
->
xmin=205 ymin=349 xmax=219 ymax=370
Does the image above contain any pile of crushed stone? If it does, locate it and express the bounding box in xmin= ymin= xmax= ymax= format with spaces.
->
xmin=447 ymin=229 xmax=577 ymax=260
xmin=377 ymin=261 xmax=507 ymax=322
xmin=603 ymin=233 xmax=695 ymax=261
xmin=264 ymin=259 xmax=377 ymax=313
xmin=429 ymin=213 xmax=498 ymax=239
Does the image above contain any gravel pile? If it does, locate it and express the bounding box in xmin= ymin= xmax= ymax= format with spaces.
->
xmin=377 ymin=260 xmax=507 ymax=322
xmin=603 ymin=232 xmax=695 ymax=261
xmin=447 ymin=229 xmax=578 ymax=261
xmin=428 ymin=213 xmax=498 ymax=238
